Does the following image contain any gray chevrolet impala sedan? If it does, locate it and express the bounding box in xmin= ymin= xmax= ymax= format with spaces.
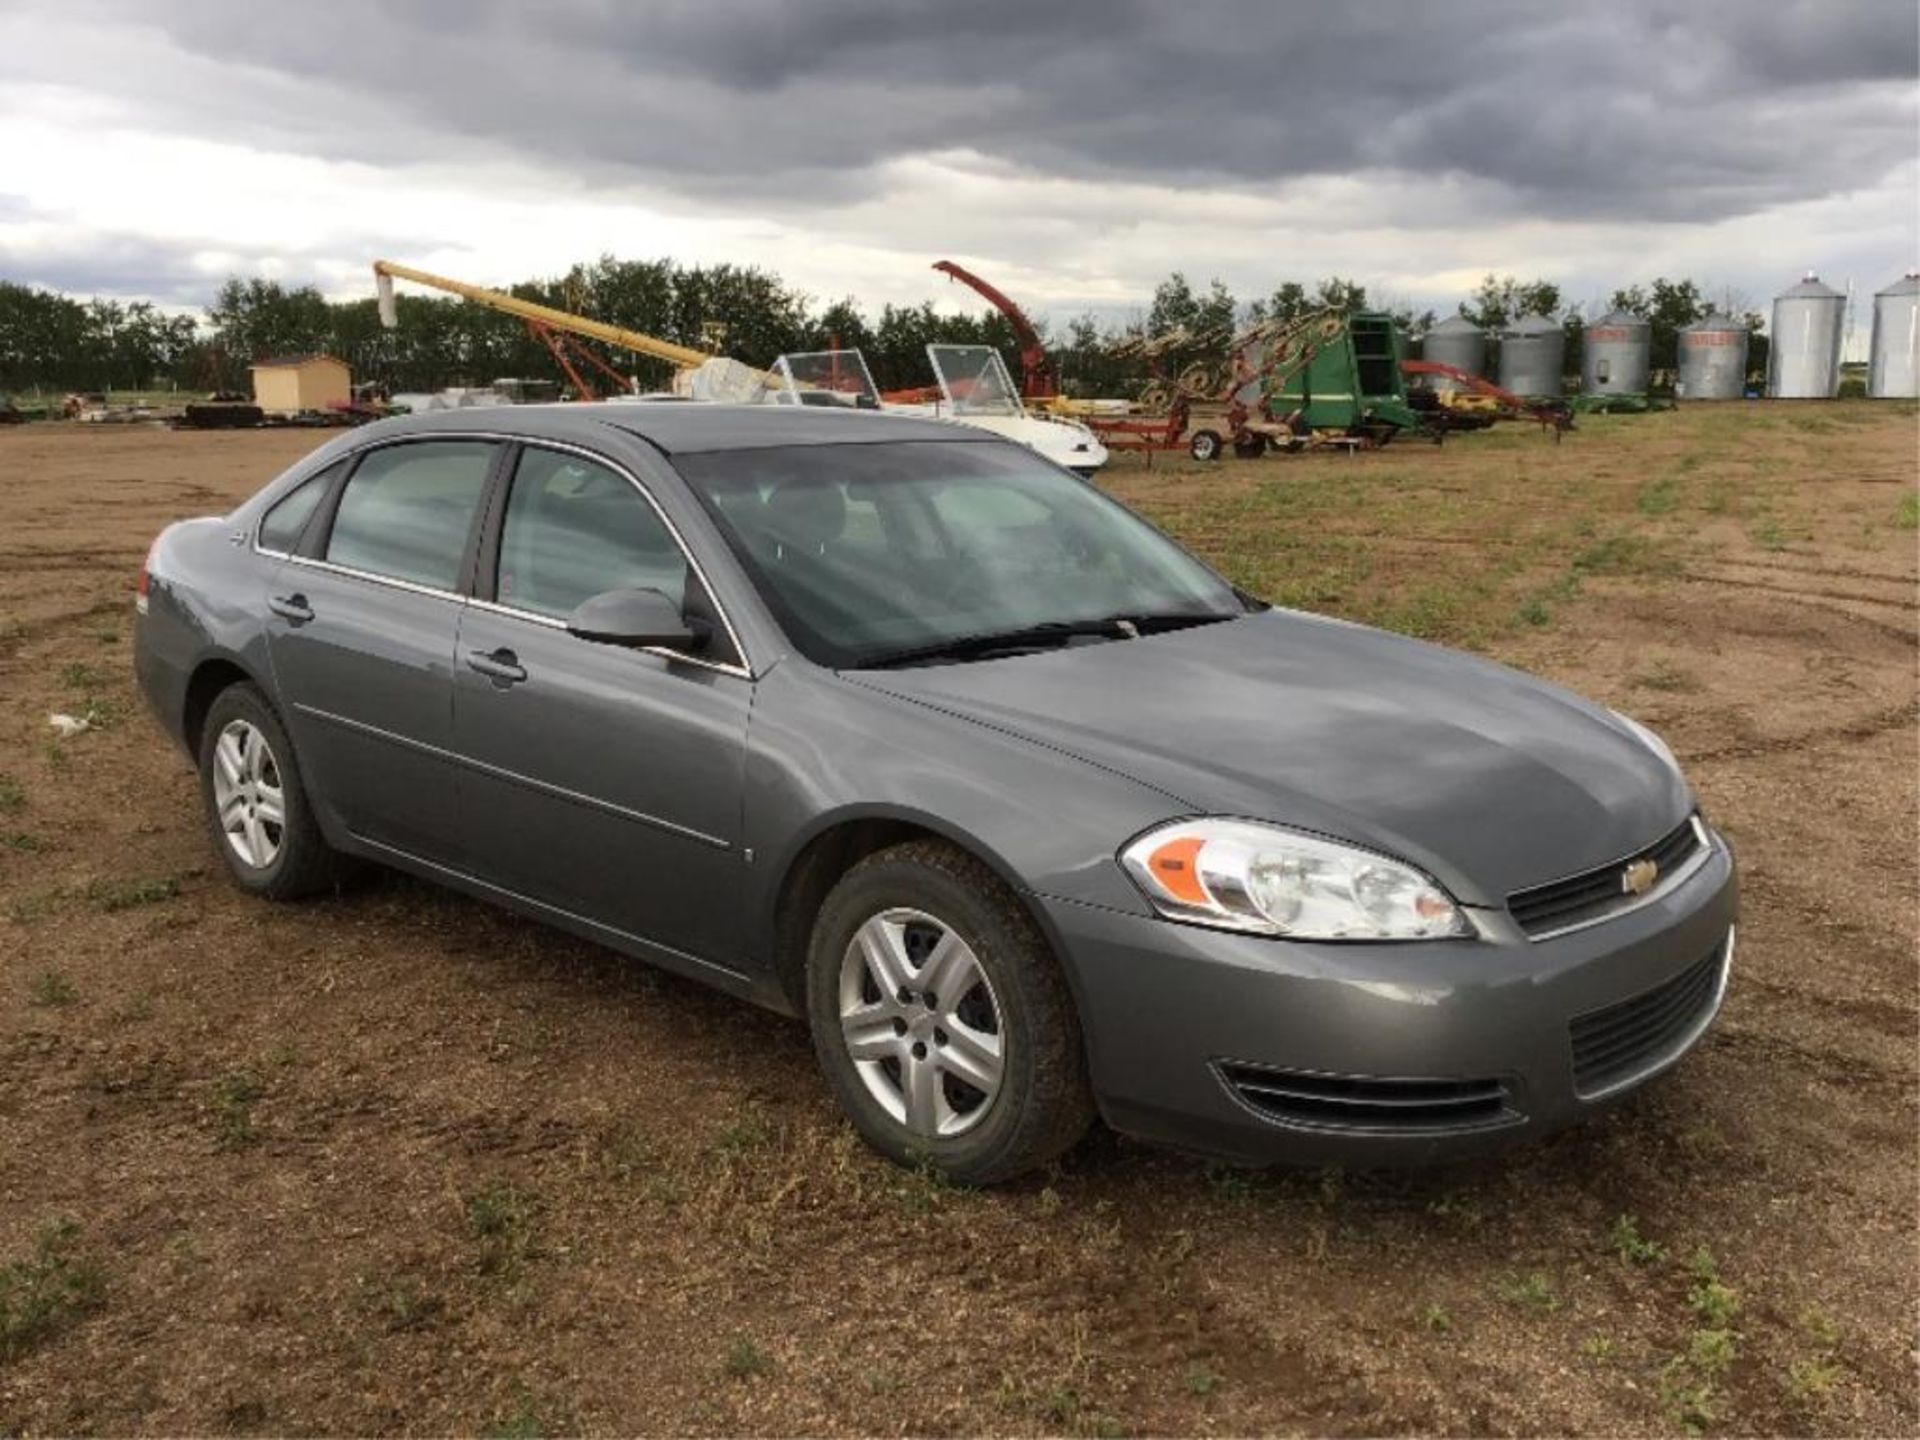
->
xmin=134 ymin=405 xmax=1736 ymax=1182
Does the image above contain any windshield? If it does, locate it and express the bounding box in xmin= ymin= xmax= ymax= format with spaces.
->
xmin=761 ymin=350 xmax=882 ymax=409
xmin=927 ymin=344 xmax=1023 ymax=416
xmin=673 ymin=441 xmax=1246 ymax=667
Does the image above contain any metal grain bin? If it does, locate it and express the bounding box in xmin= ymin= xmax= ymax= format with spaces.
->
xmin=1420 ymin=315 xmax=1488 ymax=390
xmin=1582 ymin=309 xmax=1651 ymax=395
xmin=1767 ymin=273 xmax=1845 ymax=398
xmin=1867 ymin=272 xmax=1918 ymax=398
xmin=1498 ymin=313 xmax=1564 ymax=398
xmin=1676 ymin=315 xmax=1750 ymax=399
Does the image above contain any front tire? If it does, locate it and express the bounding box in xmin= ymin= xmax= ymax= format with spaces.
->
xmin=197 ymin=682 xmax=342 ymax=900
xmin=1189 ymin=429 xmax=1222 ymax=462
xmin=806 ymin=841 xmax=1094 ymax=1184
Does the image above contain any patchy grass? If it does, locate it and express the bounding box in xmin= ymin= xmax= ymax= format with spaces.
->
xmin=465 ymin=1180 xmax=537 ymax=1277
xmin=1184 ymin=1361 xmax=1223 ymax=1396
xmin=28 ymin=970 xmax=78 ymax=1007
xmin=482 ymin=1386 xmax=546 ymax=1440
xmin=1637 ymin=474 xmax=1683 ymax=515
xmin=88 ymin=874 xmax=180 ymax=912
xmin=0 ymin=1219 xmax=105 ymax=1362
xmin=1688 ymin=1247 xmax=1740 ymax=1328
xmin=7 ymin=886 xmax=63 ymax=924
xmin=0 ymin=772 xmax=23 ymax=811
xmin=358 ymin=1276 xmax=444 ymax=1334
xmin=4 ymin=829 xmax=47 ymax=852
xmin=1629 ymin=659 xmax=1699 ymax=694
xmin=211 ymin=1071 xmax=262 ymax=1149
xmin=1496 ymin=1271 xmax=1561 ymax=1313
xmin=1607 ymin=1213 xmax=1667 ymax=1265
xmin=1895 ymin=491 xmax=1919 ymax=530
xmin=723 ymin=1336 xmax=774 ymax=1381
xmin=713 ymin=1107 xmax=775 ymax=1157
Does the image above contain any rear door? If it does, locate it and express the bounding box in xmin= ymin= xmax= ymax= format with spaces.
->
xmin=265 ymin=438 xmax=499 ymax=865
xmin=451 ymin=443 xmax=754 ymax=970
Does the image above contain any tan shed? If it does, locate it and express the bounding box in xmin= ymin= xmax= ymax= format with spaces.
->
xmin=250 ymin=354 xmax=350 ymax=415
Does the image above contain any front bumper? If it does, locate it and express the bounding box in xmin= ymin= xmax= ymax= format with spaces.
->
xmin=1045 ymin=830 xmax=1738 ymax=1166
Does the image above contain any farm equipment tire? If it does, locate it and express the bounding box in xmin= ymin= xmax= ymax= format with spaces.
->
xmin=1189 ymin=429 xmax=1223 ymax=463
xmin=1233 ymin=434 xmax=1267 ymax=460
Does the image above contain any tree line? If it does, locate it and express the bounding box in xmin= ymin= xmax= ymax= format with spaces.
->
xmin=1 ymin=255 xmax=1766 ymax=398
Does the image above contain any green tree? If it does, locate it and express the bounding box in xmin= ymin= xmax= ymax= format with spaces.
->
xmin=1460 ymin=274 xmax=1561 ymax=330
xmin=1607 ymin=277 xmax=1708 ymax=374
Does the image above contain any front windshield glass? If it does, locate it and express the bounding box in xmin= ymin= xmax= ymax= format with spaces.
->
xmin=927 ymin=344 xmax=1023 ymax=416
xmin=673 ymin=441 xmax=1245 ymax=667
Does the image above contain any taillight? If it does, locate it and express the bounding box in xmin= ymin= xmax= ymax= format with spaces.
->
xmin=136 ymin=536 xmax=159 ymax=613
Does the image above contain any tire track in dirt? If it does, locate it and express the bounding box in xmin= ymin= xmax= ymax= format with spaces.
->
xmin=1682 ymin=701 xmax=1919 ymax=764
xmin=1681 ymin=576 xmax=1920 ymax=614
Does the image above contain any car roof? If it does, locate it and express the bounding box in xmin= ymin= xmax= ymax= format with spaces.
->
xmin=369 ymin=402 xmax=998 ymax=456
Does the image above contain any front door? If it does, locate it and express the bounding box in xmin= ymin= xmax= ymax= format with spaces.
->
xmin=451 ymin=444 xmax=753 ymax=970
xmin=265 ymin=438 xmax=498 ymax=864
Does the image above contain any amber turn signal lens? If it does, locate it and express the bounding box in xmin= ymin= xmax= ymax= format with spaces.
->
xmin=1146 ymin=837 xmax=1209 ymax=906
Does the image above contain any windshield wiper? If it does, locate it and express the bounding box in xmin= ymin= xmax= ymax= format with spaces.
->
xmin=854 ymin=611 xmax=1238 ymax=669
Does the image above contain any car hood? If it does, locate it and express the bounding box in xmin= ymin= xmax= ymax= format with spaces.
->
xmin=849 ymin=610 xmax=1692 ymax=905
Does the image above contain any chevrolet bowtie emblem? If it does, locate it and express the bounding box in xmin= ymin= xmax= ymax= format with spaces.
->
xmin=1621 ymin=858 xmax=1659 ymax=897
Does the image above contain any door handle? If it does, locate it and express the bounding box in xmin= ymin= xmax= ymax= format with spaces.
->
xmin=268 ymin=592 xmax=313 ymax=624
xmin=466 ymin=647 xmax=527 ymax=686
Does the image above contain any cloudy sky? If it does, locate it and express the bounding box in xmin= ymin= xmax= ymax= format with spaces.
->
xmin=1 ymin=0 xmax=1915 ymax=340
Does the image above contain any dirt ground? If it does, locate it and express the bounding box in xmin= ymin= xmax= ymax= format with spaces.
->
xmin=0 ymin=406 xmax=1915 ymax=1436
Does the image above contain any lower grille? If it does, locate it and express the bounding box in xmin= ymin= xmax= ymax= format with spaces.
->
xmin=1509 ymin=816 xmax=1707 ymax=938
xmin=1218 ymin=1062 xmax=1519 ymax=1135
xmin=1570 ymin=942 xmax=1727 ymax=1097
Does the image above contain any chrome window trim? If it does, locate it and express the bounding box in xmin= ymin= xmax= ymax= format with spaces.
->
xmin=1522 ymin=814 xmax=1716 ymax=943
xmin=249 ymin=429 xmax=755 ymax=677
xmin=281 ymin=552 xmax=468 ymax=605
xmin=465 ymin=595 xmax=750 ymax=681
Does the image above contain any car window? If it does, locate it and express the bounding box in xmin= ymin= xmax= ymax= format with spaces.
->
xmin=324 ymin=442 xmax=496 ymax=591
xmin=497 ymin=448 xmax=689 ymax=621
xmin=258 ymin=463 xmax=339 ymax=553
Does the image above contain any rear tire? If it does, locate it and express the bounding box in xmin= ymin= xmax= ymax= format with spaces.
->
xmin=197 ymin=682 xmax=343 ymax=900
xmin=1189 ymin=429 xmax=1222 ymax=462
xmin=805 ymin=841 xmax=1094 ymax=1184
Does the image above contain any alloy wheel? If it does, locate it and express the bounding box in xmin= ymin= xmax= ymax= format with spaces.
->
xmin=211 ymin=718 xmax=285 ymax=869
xmin=837 ymin=907 xmax=1005 ymax=1139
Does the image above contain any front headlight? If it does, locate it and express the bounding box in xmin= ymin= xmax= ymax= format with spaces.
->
xmin=1120 ymin=819 xmax=1471 ymax=940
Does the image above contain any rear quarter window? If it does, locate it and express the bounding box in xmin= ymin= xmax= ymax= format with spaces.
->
xmin=257 ymin=464 xmax=340 ymax=554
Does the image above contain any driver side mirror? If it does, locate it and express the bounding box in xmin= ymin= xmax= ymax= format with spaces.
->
xmin=566 ymin=587 xmax=710 ymax=654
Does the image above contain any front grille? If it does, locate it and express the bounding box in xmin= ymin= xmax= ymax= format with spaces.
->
xmin=1509 ymin=816 xmax=1705 ymax=938
xmin=1569 ymin=943 xmax=1726 ymax=1097
xmin=1218 ymin=1062 xmax=1519 ymax=1135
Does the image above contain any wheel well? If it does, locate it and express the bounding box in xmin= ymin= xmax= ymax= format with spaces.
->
xmin=768 ymin=817 xmax=953 ymax=1013
xmin=181 ymin=658 xmax=254 ymax=756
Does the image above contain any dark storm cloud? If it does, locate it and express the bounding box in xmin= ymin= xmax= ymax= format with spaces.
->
xmin=19 ymin=0 xmax=1920 ymax=222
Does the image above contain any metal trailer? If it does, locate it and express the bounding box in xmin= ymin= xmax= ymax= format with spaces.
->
xmin=1767 ymin=273 xmax=1845 ymax=398
xmin=1867 ymin=272 xmax=1919 ymax=399
xmin=1676 ymin=315 xmax=1750 ymax=400
xmin=1418 ymin=316 xmax=1488 ymax=391
xmin=1401 ymin=360 xmax=1574 ymax=437
xmin=1498 ymin=313 xmax=1565 ymax=399
xmin=1582 ymin=310 xmax=1651 ymax=395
